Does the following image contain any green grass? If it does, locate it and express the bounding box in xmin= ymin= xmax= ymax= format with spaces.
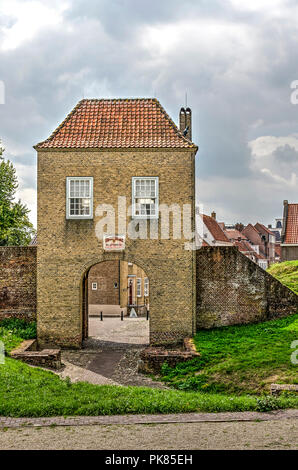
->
xmin=0 ymin=318 xmax=36 ymax=353
xmin=267 ymin=260 xmax=298 ymax=294
xmin=0 ymin=317 xmax=297 ymax=417
xmin=161 ymin=314 xmax=298 ymax=396
xmin=0 ymin=356 xmax=297 ymax=417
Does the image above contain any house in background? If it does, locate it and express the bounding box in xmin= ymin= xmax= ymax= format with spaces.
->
xmin=268 ymin=218 xmax=283 ymax=243
xmin=88 ymin=260 xmax=149 ymax=317
xmin=254 ymin=223 xmax=276 ymax=265
xmin=268 ymin=218 xmax=283 ymax=263
xmin=196 ymin=212 xmax=270 ymax=269
xmin=196 ymin=211 xmax=233 ymax=247
xmin=242 ymin=223 xmax=275 ymax=267
xmin=281 ymin=200 xmax=298 ymax=261
xmin=223 ymin=225 xmax=269 ymax=269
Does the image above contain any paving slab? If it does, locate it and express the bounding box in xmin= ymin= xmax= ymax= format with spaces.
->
xmin=0 ymin=409 xmax=297 ymax=429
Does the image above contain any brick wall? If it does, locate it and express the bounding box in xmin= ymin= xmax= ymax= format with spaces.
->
xmin=0 ymin=246 xmax=37 ymax=321
xmin=37 ymin=148 xmax=196 ymax=348
xmin=282 ymin=246 xmax=298 ymax=261
xmin=196 ymin=246 xmax=298 ymax=328
xmin=88 ymin=260 xmax=120 ymax=305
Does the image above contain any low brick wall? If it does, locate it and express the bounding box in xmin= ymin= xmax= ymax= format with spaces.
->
xmin=138 ymin=338 xmax=200 ymax=374
xmin=10 ymin=339 xmax=61 ymax=369
xmin=0 ymin=246 xmax=37 ymax=321
xmin=270 ymin=384 xmax=298 ymax=395
xmin=196 ymin=247 xmax=298 ymax=329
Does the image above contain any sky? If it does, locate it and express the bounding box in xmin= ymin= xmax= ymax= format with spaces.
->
xmin=0 ymin=0 xmax=297 ymax=227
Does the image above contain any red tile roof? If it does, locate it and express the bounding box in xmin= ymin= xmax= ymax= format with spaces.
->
xmin=284 ymin=203 xmax=298 ymax=244
xmin=234 ymin=240 xmax=252 ymax=252
xmin=255 ymin=223 xmax=275 ymax=236
xmin=34 ymin=98 xmax=196 ymax=149
xmin=224 ymin=229 xmax=246 ymax=241
xmin=203 ymin=214 xmax=230 ymax=243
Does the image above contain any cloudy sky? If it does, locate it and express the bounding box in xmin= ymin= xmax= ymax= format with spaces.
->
xmin=0 ymin=0 xmax=297 ymax=227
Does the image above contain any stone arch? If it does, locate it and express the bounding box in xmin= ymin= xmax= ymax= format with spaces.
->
xmin=78 ymin=255 xmax=151 ymax=343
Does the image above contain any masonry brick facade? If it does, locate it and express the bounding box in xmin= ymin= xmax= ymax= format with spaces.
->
xmin=196 ymin=246 xmax=298 ymax=329
xmin=36 ymin=148 xmax=196 ymax=348
xmin=0 ymin=247 xmax=36 ymax=321
xmin=88 ymin=260 xmax=148 ymax=315
xmin=88 ymin=260 xmax=120 ymax=306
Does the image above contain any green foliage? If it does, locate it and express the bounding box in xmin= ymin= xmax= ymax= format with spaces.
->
xmin=0 ymin=144 xmax=35 ymax=246
xmin=0 ymin=356 xmax=297 ymax=417
xmin=0 ymin=319 xmax=36 ymax=352
xmin=160 ymin=314 xmax=298 ymax=395
xmin=0 ymin=318 xmax=297 ymax=416
xmin=256 ymin=395 xmax=280 ymax=412
xmin=267 ymin=261 xmax=298 ymax=294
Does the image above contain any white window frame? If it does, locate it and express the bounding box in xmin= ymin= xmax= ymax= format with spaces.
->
xmin=66 ymin=177 xmax=93 ymax=220
xmin=144 ymin=278 xmax=149 ymax=297
xmin=136 ymin=278 xmax=142 ymax=297
xmin=132 ymin=177 xmax=159 ymax=219
xmin=91 ymin=282 xmax=97 ymax=291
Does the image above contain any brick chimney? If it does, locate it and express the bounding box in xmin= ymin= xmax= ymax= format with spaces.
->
xmin=211 ymin=211 xmax=216 ymax=220
xmin=179 ymin=107 xmax=192 ymax=140
xmin=179 ymin=107 xmax=186 ymax=133
xmin=185 ymin=107 xmax=192 ymax=140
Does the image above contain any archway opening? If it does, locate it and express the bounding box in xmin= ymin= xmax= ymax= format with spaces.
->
xmin=82 ymin=260 xmax=150 ymax=346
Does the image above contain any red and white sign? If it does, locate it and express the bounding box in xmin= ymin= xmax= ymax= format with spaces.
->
xmin=103 ymin=235 xmax=125 ymax=251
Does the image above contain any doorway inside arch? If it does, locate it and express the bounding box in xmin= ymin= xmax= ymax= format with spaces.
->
xmin=82 ymin=260 xmax=150 ymax=346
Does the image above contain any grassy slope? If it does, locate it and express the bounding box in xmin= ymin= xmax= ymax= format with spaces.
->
xmin=0 ymin=321 xmax=260 ymax=417
xmin=0 ymin=357 xmax=262 ymax=417
xmin=161 ymin=314 xmax=298 ymax=395
xmin=1 ymin=317 xmax=297 ymax=417
xmin=0 ymin=318 xmax=36 ymax=352
xmin=267 ymin=260 xmax=298 ymax=294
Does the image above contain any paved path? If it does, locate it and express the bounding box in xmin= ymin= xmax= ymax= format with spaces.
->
xmin=57 ymin=360 xmax=119 ymax=386
xmin=88 ymin=317 xmax=149 ymax=345
xmin=0 ymin=409 xmax=297 ymax=429
xmin=0 ymin=415 xmax=297 ymax=450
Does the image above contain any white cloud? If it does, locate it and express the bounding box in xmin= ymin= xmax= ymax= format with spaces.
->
xmin=249 ymin=135 xmax=298 ymax=188
xmin=0 ymin=0 xmax=69 ymax=51
xmin=15 ymin=187 xmax=37 ymax=226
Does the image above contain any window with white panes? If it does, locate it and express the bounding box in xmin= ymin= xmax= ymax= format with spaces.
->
xmin=91 ymin=282 xmax=97 ymax=290
xmin=132 ymin=177 xmax=158 ymax=219
xmin=144 ymin=278 xmax=149 ymax=297
xmin=136 ymin=278 xmax=142 ymax=297
xmin=66 ymin=177 xmax=93 ymax=219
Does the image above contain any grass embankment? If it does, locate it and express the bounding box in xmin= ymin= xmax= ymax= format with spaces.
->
xmin=0 ymin=318 xmax=36 ymax=352
xmin=0 ymin=317 xmax=297 ymax=417
xmin=161 ymin=314 xmax=298 ymax=396
xmin=267 ymin=260 xmax=298 ymax=294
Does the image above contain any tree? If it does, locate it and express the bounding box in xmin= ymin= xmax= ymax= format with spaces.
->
xmin=235 ymin=222 xmax=244 ymax=232
xmin=0 ymin=144 xmax=35 ymax=245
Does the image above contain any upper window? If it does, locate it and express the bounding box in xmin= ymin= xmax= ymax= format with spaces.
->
xmin=91 ymin=282 xmax=97 ymax=290
xmin=144 ymin=278 xmax=149 ymax=297
xmin=136 ymin=278 xmax=142 ymax=297
xmin=66 ymin=177 xmax=93 ymax=219
xmin=132 ymin=177 xmax=159 ymax=219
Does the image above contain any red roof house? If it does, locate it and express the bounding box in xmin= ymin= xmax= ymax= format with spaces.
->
xmin=281 ymin=201 xmax=298 ymax=261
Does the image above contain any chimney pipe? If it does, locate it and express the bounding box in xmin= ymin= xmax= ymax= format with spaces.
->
xmin=185 ymin=107 xmax=192 ymax=140
xmin=179 ymin=107 xmax=192 ymax=140
xmin=211 ymin=211 xmax=216 ymax=220
xmin=179 ymin=107 xmax=186 ymax=134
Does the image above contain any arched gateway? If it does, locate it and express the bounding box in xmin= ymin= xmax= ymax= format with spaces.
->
xmin=35 ymin=98 xmax=198 ymax=348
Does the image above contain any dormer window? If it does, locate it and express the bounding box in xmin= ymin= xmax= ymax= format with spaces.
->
xmin=132 ymin=177 xmax=159 ymax=219
xmin=66 ymin=177 xmax=93 ymax=219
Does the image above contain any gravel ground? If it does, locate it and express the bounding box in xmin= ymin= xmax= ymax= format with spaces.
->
xmin=111 ymin=348 xmax=169 ymax=388
xmin=60 ymin=344 xmax=167 ymax=389
xmin=0 ymin=419 xmax=296 ymax=450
